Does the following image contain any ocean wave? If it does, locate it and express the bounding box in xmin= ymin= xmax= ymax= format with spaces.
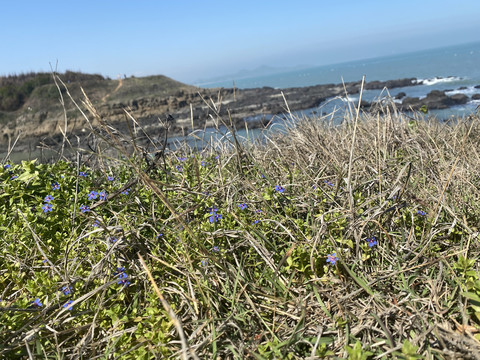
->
xmin=446 ymin=86 xmax=480 ymax=96
xmin=415 ymin=76 xmax=463 ymax=86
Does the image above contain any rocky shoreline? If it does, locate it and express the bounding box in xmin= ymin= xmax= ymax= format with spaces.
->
xmin=2 ymin=76 xmax=479 ymax=155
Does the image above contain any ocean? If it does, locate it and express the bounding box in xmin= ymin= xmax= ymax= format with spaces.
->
xmin=198 ymin=41 xmax=480 ymax=121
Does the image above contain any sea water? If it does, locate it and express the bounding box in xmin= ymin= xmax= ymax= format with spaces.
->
xmin=199 ymin=41 xmax=480 ymax=121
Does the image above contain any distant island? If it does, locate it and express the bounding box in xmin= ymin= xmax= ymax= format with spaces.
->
xmin=1 ymin=71 xmax=477 ymax=153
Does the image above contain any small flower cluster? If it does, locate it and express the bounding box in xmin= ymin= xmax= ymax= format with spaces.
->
xmin=42 ymin=193 xmax=54 ymax=213
xmin=114 ymin=267 xmax=130 ymax=287
xmin=208 ymin=207 xmax=222 ymax=223
xmin=63 ymin=300 xmax=74 ymax=311
xmin=61 ymin=285 xmax=73 ymax=296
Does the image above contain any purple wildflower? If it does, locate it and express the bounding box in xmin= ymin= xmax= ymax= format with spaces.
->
xmin=42 ymin=204 xmax=53 ymax=213
xmin=61 ymin=286 xmax=73 ymax=296
xmin=88 ymin=191 xmax=98 ymax=201
xmin=208 ymin=207 xmax=222 ymax=223
xmin=114 ymin=267 xmax=130 ymax=287
xmin=326 ymin=253 xmax=338 ymax=265
xmin=366 ymin=237 xmax=377 ymax=247
xmin=99 ymin=190 xmax=107 ymax=201
xmin=63 ymin=300 xmax=74 ymax=310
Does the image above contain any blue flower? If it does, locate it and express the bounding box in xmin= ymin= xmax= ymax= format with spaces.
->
xmin=324 ymin=180 xmax=334 ymax=187
xmin=238 ymin=203 xmax=247 ymax=210
xmin=79 ymin=171 xmax=88 ymax=177
xmin=366 ymin=237 xmax=377 ymax=247
xmin=92 ymin=221 xmax=100 ymax=228
xmin=201 ymin=259 xmax=208 ymax=267
xmin=252 ymin=219 xmax=260 ymax=225
xmin=114 ymin=267 xmax=130 ymax=287
xmin=110 ymin=236 xmax=118 ymax=243
xmin=63 ymin=300 xmax=74 ymax=310
xmin=326 ymin=253 xmax=338 ymax=265
xmin=10 ymin=175 xmax=17 ymax=180
xmin=275 ymin=185 xmax=285 ymax=193
xmin=44 ymin=195 xmax=54 ymax=203
xmin=201 ymin=161 xmax=208 ymax=167
xmin=208 ymin=207 xmax=222 ymax=223
xmin=33 ymin=298 xmax=43 ymax=307
xmin=88 ymin=191 xmax=98 ymax=201
xmin=156 ymin=233 xmax=163 ymax=239
xmin=99 ymin=190 xmax=107 ymax=201
xmin=177 ymin=156 xmax=187 ymax=162
xmin=121 ymin=188 xmax=130 ymax=195
xmin=107 ymin=176 xmax=114 ymax=181
xmin=51 ymin=182 xmax=60 ymax=190
xmin=80 ymin=204 xmax=90 ymax=213
xmin=417 ymin=210 xmax=427 ymax=216
xmin=61 ymin=286 xmax=73 ymax=296
xmin=3 ymin=164 xmax=11 ymax=169
xmin=176 ymin=165 xmax=183 ymax=172
xmin=42 ymin=204 xmax=53 ymax=213
xmin=213 ymin=246 xmax=220 ymax=252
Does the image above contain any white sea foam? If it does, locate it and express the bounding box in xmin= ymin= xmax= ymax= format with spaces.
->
xmin=341 ymin=96 xmax=358 ymax=102
xmin=415 ymin=76 xmax=463 ymax=86
xmin=445 ymin=86 xmax=479 ymax=96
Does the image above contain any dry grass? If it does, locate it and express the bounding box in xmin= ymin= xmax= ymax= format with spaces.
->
xmin=1 ymin=89 xmax=480 ymax=359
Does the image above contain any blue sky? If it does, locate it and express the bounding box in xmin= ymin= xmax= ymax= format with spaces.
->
xmin=1 ymin=0 xmax=479 ymax=84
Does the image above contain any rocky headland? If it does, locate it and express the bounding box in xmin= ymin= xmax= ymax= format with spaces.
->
xmin=1 ymin=73 xmax=478 ymax=154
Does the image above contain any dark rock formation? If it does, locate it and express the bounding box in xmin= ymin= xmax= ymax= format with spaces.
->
xmin=400 ymin=90 xmax=469 ymax=110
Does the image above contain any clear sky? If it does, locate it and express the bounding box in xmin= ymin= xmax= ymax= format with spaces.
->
xmin=1 ymin=0 xmax=479 ymax=84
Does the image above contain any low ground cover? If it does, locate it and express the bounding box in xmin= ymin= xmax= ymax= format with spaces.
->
xmin=1 ymin=103 xmax=480 ymax=359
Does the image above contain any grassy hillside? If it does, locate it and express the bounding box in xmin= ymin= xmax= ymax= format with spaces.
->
xmin=0 ymin=71 xmax=197 ymax=126
xmin=1 ymin=104 xmax=480 ymax=358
